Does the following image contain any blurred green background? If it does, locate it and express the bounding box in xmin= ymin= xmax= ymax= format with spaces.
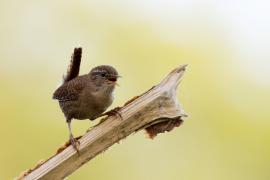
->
xmin=1 ymin=1 xmax=270 ymax=180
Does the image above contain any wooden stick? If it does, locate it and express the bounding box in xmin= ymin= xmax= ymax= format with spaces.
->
xmin=17 ymin=64 xmax=188 ymax=180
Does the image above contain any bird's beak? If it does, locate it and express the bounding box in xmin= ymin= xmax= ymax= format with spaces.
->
xmin=115 ymin=75 xmax=121 ymax=86
xmin=107 ymin=75 xmax=121 ymax=86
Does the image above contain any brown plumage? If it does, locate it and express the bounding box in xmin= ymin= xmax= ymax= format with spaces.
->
xmin=53 ymin=48 xmax=120 ymax=151
xmin=63 ymin=47 xmax=82 ymax=83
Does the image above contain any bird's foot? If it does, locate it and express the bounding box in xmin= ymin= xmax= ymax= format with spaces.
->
xmin=95 ymin=107 xmax=122 ymax=121
xmin=102 ymin=107 xmax=122 ymax=119
xmin=70 ymin=135 xmax=80 ymax=153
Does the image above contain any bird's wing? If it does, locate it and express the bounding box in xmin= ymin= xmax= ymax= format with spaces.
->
xmin=53 ymin=78 xmax=85 ymax=102
xmin=63 ymin=47 xmax=82 ymax=83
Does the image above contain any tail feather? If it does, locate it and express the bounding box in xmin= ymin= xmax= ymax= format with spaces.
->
xmin=63 ymin=47 xmax=82 ymax=83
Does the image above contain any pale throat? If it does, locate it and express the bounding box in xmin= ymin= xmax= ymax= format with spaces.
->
xmin=93 ymin=84 xmax=115 ymax=100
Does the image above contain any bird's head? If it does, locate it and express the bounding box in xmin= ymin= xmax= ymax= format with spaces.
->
xmin=89 ymin=65 xmax=120 ymax=89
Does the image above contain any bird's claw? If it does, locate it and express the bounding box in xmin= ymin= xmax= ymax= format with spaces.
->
xmin=70 ymin=135 xmax=80 ymax=153
xmin=102 ymin=107 xmax=122 ymax=119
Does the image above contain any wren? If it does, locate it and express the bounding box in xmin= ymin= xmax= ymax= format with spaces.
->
xmin=53 ymin=48 xmax=120 ymax=151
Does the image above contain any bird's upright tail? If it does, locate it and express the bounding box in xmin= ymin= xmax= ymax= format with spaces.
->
xmin=63 ymin=47 xmax=82 ymax=83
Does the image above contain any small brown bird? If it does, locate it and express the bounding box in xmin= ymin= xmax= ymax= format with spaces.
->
xmin=53 ymin=48 xmax=120 ymax=151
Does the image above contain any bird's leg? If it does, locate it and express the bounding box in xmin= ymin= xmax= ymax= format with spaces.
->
xmin=67 ymin=120 xmax=80 ymax=153
xmin=97 ymin=107 xmax=122 ymax=119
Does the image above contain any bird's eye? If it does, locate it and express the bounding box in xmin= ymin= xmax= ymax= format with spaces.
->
xmin=101 ymin=73 xmax=106 ymax=77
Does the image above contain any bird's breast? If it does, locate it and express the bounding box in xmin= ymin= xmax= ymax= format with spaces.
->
xmin=75 ymin=88 xmax=113 ymax=119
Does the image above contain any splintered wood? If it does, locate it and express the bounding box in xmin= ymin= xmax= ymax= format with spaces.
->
xmin=17 ymin=64 xmax=188 ymax=180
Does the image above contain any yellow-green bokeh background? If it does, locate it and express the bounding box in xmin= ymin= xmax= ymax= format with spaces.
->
xmin=1 ymin=1 xmax=270 ymax=179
